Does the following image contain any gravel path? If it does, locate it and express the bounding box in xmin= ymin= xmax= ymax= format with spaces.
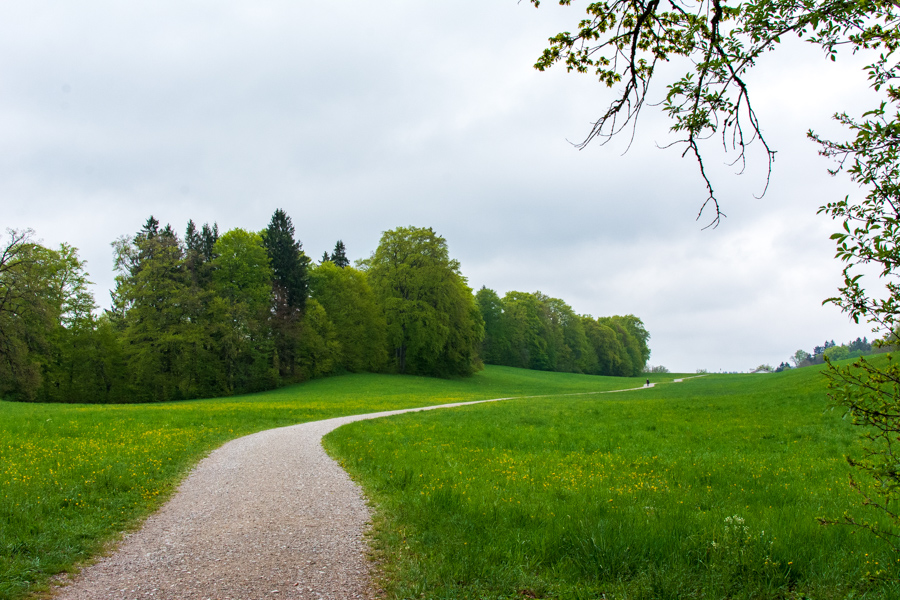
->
xmin=50 ymin=398 xmax=519 ymax=600
xmin=52 ymin=385 xmax=652 ymax=600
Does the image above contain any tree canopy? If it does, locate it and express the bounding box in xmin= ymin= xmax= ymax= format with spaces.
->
xmin=2 ymin=219 xmax=652 ymax=403
xmin=363 ymin=226 xmax=484 ymax=377
xmin=477 ymin=286 xmax=650 ymax=376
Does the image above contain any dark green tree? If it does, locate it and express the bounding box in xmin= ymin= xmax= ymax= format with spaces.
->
xmin=200 ymin=223 xmax=219 ymax=263
xmin=34 ymin=243 xmax=102 ymax=402
xmin=262 ymin=209 xmax=310 ymax=380
xmin=599 ymin=316 xmax=645 ymax=376
xmin=0 ymin=229 xmax=41 ymax=398
xmin=331 ymin=240 xmax=350 ymax=268
xmin=140 ymin=216 xmax=160 ymax=239
xmin=262 ymin=209 xmax=310 ymax=312
xmin=185 ymin=220 xmax=202 ymax=253
xmin=616 ymin=314 xmax=651 ymax=368
xmin=112 ymin=220 xmax=205 ymax=401
xmin=0 ymin=230 xmax=117 ymax=402
xmin=184 ymin=220 xmax=204 ymax=282
xmin=539 ymin=293 xmax=593 ymax=373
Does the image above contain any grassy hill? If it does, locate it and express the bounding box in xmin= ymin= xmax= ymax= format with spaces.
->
xmin=2 ymin=364 xmax=892 ymax=599
xmin=325 ymin=364 xmax=898 ymax=599
xmin=0 ymin=367 xmax=655 ymax=600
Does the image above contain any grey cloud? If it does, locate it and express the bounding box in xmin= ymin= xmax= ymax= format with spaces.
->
xmin=1 ymin=0 xmax=877 ymax=373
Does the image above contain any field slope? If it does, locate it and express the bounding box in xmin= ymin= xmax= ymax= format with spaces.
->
xmin=0 ymin=366 xmax=655 ymax=600
xmin=325 ymin=365 xmax=898 ymax=599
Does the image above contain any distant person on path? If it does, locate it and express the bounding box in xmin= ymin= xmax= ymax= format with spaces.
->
xmin=646 ymin=379 xmax=650 ymax=387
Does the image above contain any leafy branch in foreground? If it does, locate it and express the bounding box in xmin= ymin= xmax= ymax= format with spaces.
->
xmin=530 ymin=0 xmax=896 ymax=227
xmin=820 ymin=355 xmax=900 ymax=548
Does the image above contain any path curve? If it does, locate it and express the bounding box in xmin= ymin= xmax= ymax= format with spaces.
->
xmin=52 ymin=385 xmax=653 ymax=600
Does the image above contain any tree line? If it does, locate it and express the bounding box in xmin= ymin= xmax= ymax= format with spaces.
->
xmin=0 ymin=212 xmax=650 ymax=403
xmin=476 ymin=288 xmax=650 ymax=376
xmin=783 ymin=337 xmax=882 ymax=371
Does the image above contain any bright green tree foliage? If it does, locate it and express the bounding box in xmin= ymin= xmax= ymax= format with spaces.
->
xmin=309 ymin=262 xmax=388 ymax=372
xmin=581 ymin=316 xmax=626 ymax=375
xmin=475 ymin=288 xmax=649 ymax=377
xmin=364 ymin=226 xmax=484 ymax=377
xmin=212 ymin=229 xmax=271 ymax=310
xmin=0 ymin=231 xmax=103 ymax=401
xmin=210 ymin=229 xmax=277 ymax=393
xmin=294 ymin=298 xmax=341 ymax=380
xmin=475 ymin=287 xmax=507 ymax=364
xmin=3 ymin=220 xmax=651 ymax=402
xmin=501 ymin=291 xmax=552 ymax=370
xmin=33 ymin=244 xmax=105 ymax=402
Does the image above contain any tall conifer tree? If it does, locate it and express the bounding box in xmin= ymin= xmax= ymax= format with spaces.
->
xmin=262 ymin=209 xmax=309 ymax=311
xmin=331 ymin=240 xmax=349 ymax=268
xmin=185 ymin=220 xmax=201 ymax=253
xmin=200 ymin=223 xmax=219 ymax=263
xmin=261 ymin=209 xmax=310 ymax=380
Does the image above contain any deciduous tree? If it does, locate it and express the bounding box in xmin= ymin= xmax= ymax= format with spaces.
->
xmin=309 ymin=261 xmax=388 ymax=372
xmin=363 ymin=226 xmax=483 ymax=376
xmin=210 ymin=228 xmax=276 ymax=392
xmin=475 ymin=286 xmax=507 ymax=364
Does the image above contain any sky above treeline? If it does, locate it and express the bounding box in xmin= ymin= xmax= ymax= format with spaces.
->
xmin=1 ymin=1 xmax=881 ymax=373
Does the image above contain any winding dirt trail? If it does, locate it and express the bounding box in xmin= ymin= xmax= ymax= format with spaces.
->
xmin=52 ymin=384 xmax=660 ymax=600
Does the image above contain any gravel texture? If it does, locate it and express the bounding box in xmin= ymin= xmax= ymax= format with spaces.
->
xmin=50 ymin=399 xmax=515 ymax=600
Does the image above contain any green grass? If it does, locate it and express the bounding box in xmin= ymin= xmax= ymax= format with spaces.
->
xmin=0 ymin=366 xmax=653 ymax=600
xmin=324 ymin=364 xmax=900 ymax=599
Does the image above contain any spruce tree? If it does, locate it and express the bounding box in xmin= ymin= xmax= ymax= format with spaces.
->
xmin=261 ymin=209 xmax=310 ymax=380
xmin=184 ymin=220 xmax=204 ymax=278
xmin=185 ymin=220 xmax=202 ymax=253
xmin=200 ymin=223 xmax=219 ymax=262
xmin=321 ymin=251 xmax=330 ymax=263
xmin=160 ymin=223 xmax=177 ymax=241
xmin=331 ymin=240 xmax=349 ymax=268
xmin=139 ymin=216 xmax=159 ymax=240
xmin=262 ymin=209 xmax=309 ymax=311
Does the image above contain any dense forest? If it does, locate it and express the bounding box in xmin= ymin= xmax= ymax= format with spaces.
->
xmin=0 ymin=211 xmax=650 ymax=403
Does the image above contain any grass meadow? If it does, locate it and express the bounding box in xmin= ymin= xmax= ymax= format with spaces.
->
xmin=0 ymin=366 xmax=652 ymax=600
xmin=324 ymin=364 xmax=900 ymax=599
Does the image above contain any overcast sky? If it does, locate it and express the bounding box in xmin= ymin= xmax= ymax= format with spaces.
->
xmin=1 ymin=0 xmax=881 ymax=372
